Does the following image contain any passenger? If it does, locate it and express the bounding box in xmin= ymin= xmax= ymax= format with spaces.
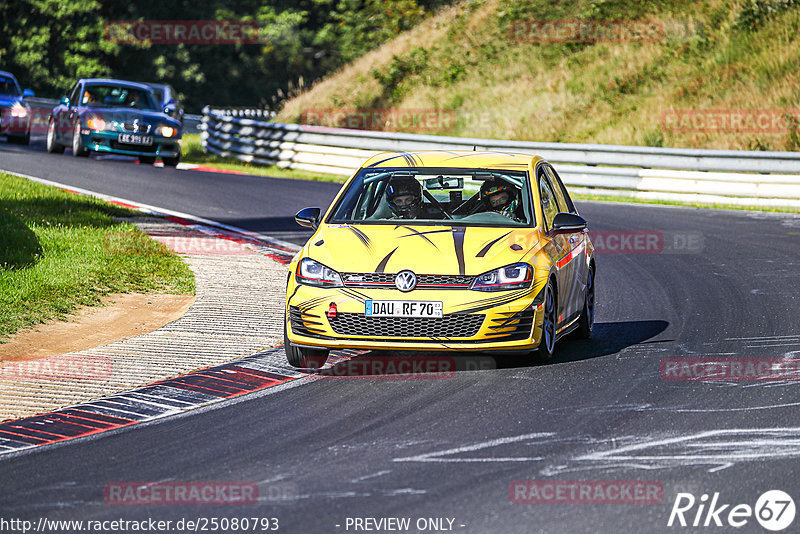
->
xmin=480 ymin=179 xmax=521 ymax=221
xmin=125 ymin=92 xmax=141 ymax=107
xmin=385 ymin=176 xmax=423 ymax=219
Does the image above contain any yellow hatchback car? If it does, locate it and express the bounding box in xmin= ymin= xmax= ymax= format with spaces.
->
xmin=285 ymin=151 xmax=595 ymax=368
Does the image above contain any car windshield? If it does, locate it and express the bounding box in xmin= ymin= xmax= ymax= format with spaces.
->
xmin=81 ymin=84 xmax=158 ymax=110
xmin=148 ymin=86 xmax=165 ymax=103
xmin=327 ymin=167 xmax=533 ymax=227
xmin=0 ymin=76 xmax=20 ymax=96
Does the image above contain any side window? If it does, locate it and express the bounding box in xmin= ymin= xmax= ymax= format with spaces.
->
xmin=538 ymin=171 xmax=559 ymax=232
xmin=545 ymin=165 xmax=576 ymax=213
xmin=68 ymin=84 xmax=81 ymax=107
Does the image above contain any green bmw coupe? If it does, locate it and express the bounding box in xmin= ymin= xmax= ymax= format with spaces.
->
xmin=46 ymin=78 xmax=182 ymax=166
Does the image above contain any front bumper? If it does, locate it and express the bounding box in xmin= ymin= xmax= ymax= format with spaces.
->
xmin=286 ymin=284 xmax=545 ymax=352
xmin=0 ymin=109 xmax=30 ymax=135
xmin=80 ymin=130 xmax=181 ymax=158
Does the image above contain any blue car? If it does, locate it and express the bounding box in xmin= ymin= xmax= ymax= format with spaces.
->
xmin=46 ymin=78 xmax=182 ymax=166
xmin=0 ymin=70 xmax=34 ymax=145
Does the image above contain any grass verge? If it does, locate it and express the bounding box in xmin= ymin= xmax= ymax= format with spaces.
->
xmin=276 ymin=0 xmax=800 ymax=151
xmin=0 ymin=172 xmax=195 ymax=341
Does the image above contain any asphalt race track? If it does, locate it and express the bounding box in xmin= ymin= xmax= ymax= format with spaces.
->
xmin=2 ymin=140 xmax=800 ymax=532
xmin=0 ymin=140 xmax=338 ymax=245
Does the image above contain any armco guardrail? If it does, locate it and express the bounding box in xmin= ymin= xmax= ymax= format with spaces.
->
xmin=200 ymin=106 xmax=800 ymax=207
xmin=24 ymin=97 xmax=58 ymax=136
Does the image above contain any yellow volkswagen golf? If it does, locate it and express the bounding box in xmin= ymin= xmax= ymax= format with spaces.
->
xmin=285 ymin=151 xmax=595 ymax=368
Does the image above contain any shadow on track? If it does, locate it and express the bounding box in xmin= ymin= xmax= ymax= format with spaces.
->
xmin=313 ymin=320 xmax=670 ymax=377
xmin=554 ymin=319 xmax=671 ymax=364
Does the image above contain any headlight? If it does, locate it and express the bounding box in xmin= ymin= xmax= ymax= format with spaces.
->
xmin=296 ymin=258 xmax=343 ymax=288
xmin=470 ymin=262 xmax=533 ymax=292
xmin=10 ymin=102 xmax=27 ymax=118
xmin=86 ymin=117 xmax=106 ymax=131
xmin=156 ymin=125 xmax=177 ymax=137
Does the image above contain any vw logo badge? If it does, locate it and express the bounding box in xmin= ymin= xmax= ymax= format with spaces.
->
xmin=395 ymin=270 xmax=417 ymax=292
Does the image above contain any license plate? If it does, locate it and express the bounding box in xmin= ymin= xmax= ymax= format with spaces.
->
xmin=365 ymin=300 xmax=443 ymax=318
xmin=118 ymin=133 xmax=153 ymax=145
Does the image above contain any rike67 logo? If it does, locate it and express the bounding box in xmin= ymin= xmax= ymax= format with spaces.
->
xmin=668 ymin=490 xmax=795 ymax=531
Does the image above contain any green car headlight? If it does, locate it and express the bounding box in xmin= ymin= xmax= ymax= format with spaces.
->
xmin=156 ymin=124 xmax=178 ymax=137
xmin=85 ymin=117 xmax=107 ymax=131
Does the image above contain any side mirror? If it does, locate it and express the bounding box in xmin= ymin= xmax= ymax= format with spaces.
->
xmin=550 ymin=212 xmax=587 ymax=235
xmin=164 ymin=104 xmax=176 ymax=115
xmin=295 ymin=207 xmax=321 ymax=229
xmin=60 ymin=96 xmax=70 ymax=106
xmin=23 ymin=89 xmax=34 ymax=98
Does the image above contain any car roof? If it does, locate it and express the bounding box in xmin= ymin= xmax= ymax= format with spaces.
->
xmin=361 ymin=150 xmax=542 ymax=171
xmin=79 ymin=79 xmax=154 ymax=91
xmin=0 ymin=71 xmax=18 ymax=80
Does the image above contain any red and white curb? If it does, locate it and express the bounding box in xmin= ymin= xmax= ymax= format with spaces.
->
xmin=0 ymin=349 xmax=360 ymax=456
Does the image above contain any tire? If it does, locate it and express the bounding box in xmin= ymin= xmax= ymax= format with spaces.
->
xmin=71 ymin=122 xmax=88 ymax=157
xmin=575 ymin=266 xmax=595 ymax=339
xmin=284 ymin=317 xmax=329 ymax=369
xmin=534 ymin=281 xmax=557 ymax=363
xmin=139 ymin=156 xmax=157 ymax=165
xmin=162 ymin=154 xmax=180 ymax=167
xmin=46 ymin=119 xmax=65 ymax=154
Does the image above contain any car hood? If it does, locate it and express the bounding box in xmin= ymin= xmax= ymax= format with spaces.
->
xmin=80 ymin=107 xmax=179 ymax=127
xmin=307 ymin=223 xmax=542 ymax=276
xmin=0 ymin=95 xmax=23 ymax=108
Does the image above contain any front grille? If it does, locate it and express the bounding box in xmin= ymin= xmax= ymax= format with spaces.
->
xmin=342 ymin=272 xmax=474 ymax=289
xmin=122 ymin=121 xmax=152 ymax=134
xmin=328 ymin=313 xmax=484 ymax=338
xmin=110 ymin=141 xmax=158 ymax=153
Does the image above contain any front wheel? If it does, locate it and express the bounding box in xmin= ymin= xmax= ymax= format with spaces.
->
xmin=139 ymin=155 xmax=157 ymax=165
xmin=46 ymin=119 xmax=65 ymax=154
xmin=284 ymin=319 xmax=329 ymax=369
xmin=162 ymin=154 xmax=180 ymax=167
xmin=534 ymin=282 xmax=556 ymax=363
xmin=71 ymin=122 xmax=88 ymax=157
xmin=574 ymin=267 xmax=595 ymax=339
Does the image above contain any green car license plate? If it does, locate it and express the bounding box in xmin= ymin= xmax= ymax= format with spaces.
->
xmin=118 ymin=133 xmax=153 ymax=145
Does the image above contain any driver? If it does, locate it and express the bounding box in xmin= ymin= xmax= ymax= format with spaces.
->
xmin=480 ymin=179 xmax=520 ymax=221
xmin=385 ymin=175 xmax=423 ymax=219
